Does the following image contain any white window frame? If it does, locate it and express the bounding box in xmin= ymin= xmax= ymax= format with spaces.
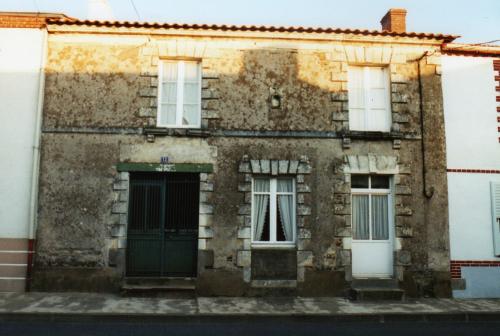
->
xmin=251 ymin=177 xmax=296 ymax=248
xmin=157 ymin=60 xmax=202 ymax=128
xmin=351 ymin=175 xmax=393 ymax=242
xmin=348 ymin=65 xmax=392 ymax=132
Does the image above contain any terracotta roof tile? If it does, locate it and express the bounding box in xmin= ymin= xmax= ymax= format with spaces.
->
xmin=46 ymin=17 xmax=458 ymax=42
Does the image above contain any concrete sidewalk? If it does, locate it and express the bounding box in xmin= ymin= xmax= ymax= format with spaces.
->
xmin=1 ymin=293 xmax=500 ymax=321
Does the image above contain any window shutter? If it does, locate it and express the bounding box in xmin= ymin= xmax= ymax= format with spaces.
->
xmin=368 ymin=67 xmax=391 ymax=132
xmin=348 ymin=66 xmax=366 ymax=131
xmin=491 ymin=182 xmax=500 ymax=256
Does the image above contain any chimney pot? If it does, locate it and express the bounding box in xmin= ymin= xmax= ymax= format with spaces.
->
xmin=381 ymin=8 xmax=407 ymax=33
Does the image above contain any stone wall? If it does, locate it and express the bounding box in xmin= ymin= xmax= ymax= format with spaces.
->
xmin=34 ymin=27 xmax=450 ymax=296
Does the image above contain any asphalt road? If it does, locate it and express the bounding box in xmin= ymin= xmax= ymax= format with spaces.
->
xmin=1 ymin=317 xmax=499 ymax=336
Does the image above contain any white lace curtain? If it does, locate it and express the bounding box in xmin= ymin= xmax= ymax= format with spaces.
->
xmin=253 ymin=179 xmax=269 ymax=241
xmin=352 ymin=194 xmax=388 ymax=240
xmin=161 ymin=62 xmax=177 ymax=125
xmin=182 ymin=62 xmax=199 ymax=126
xmin=371 ymin=195 xmax=388 ymax=240
xmin=352 ymin=195 xmax=369 ymax=240
xmin=161 ymin=61 xmax=200 ymax=126
xmin=253 ymin=178 xmax=294 ymax=242
xmin=277 ymin=179 xmax=294 ymax=241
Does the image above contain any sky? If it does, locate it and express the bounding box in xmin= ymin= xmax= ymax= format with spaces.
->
xmin=0 ymin=0 xmax=499 ymax=44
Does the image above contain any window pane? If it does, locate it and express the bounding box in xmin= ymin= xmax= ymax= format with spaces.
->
xmin=182 ymin=104 xmax=199 ymax=126
xmin=351 ymin=175 xmax=369 ymax=188
xmin=277 ymin=195 xmax=294 ymax=241
xmin=254 ymin=179 xmax=270 ymax=192
xmin=352 ymin=195 xmax=369 ymax=240
xmin=253 ymin=194 xmax=270 ymax=241
xmin=183 ymin=83 xmax=199 ymax=104
xmin=371 ymin=175 xmax=390 ymax=189
xmin=162 ymin=62 xmax=178 ymax=82
xmin=277 ymin=179 xmax=293 ymax=192
xmin=160 ymin=104 xmax=176 ymax=125
xmin=372 ymin=195 xmax=389 ymax=240
xmin=161 ymin=82 xmax=177 ymax=103
xmin=183 ymin=62 xmax=199 ymax=81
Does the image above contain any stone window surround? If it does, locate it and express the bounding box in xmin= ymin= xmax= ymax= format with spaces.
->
xmin=334 ymin=154 xmax=413 ymax=282
xmin=330 ymin=45 xmax=416 ymax=150
xmin=137 ymin=44 xmax=220 ymax=130
xmin=236 ymin=155 xmax=313 ymax=286
xmin=108 ymin=165 xmax=215 ymax=277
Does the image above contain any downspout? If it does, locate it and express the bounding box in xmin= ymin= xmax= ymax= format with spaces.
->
xmin=416 ymin=51 xmax=435 ymax=199
xmin=26 ymin=27 xmax=48 ymax=291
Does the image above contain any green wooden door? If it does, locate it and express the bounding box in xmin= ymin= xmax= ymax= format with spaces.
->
xmin=126 ymin=172 xmax=199 ymax=277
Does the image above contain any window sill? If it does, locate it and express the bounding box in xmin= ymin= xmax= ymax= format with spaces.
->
xmin=340 ymin=130 xmax=403 ymax=140
xmin=251 ymin=243 xmax=296 ymax=250
xmin=144 ymin=127 xmax=210 ymax=137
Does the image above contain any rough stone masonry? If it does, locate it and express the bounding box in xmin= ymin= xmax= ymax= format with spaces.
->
xmin=32 ymin=19 xmax=451 ymax=297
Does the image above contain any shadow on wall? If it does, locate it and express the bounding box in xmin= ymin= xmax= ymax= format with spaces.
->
xmin=34 ymin=44 xmax=449 ymax=297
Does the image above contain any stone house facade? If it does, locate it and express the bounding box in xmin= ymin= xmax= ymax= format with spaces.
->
xmin=32 ymin=9 xmax=455 ymax=297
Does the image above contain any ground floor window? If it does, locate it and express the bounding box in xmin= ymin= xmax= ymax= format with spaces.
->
xmin=351 ymin=175 xmax=391 ymax=241
xmin=252 ymin=177 xmax=296 ymax=246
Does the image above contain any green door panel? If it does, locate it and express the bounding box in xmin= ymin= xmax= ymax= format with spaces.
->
xmin=126 ymin=172 xmax=199 ymax=277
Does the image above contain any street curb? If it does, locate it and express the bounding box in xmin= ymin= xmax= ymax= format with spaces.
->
xmin=0 ymin=312 xmax=499 ymax=323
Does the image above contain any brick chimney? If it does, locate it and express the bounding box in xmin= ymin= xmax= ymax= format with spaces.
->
xmin=380 ymin=8 xmax=407 ymax=33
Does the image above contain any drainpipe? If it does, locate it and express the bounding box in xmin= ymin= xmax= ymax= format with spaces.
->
xmin=416 ymin=51 xmax=434 ymax=199
xmin=26 ymin=27 xmax=48 ymax=291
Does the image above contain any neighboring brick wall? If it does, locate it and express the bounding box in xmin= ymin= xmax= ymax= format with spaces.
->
xmin=494 ymin=60 xmax=500 ymax=142
xmin=0 ymin=14 xmax=47 ymax=28
xmin=451 ymin=260 xmax=500 ymax=279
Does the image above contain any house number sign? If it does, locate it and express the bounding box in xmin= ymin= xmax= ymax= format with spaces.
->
xmin=156 ymin=156 xmax=176 ymax=172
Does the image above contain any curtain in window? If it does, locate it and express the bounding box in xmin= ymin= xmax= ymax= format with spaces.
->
xmin=277 ymin=179 xmax=294 ymax=241
xmin=253 ymin=179 xmax=269 ymax=241
xmin=352 ymin=195 xmax=369 ymax=240
xmin=182 ymin=62 xmax=199 ymax=126
xmin=161 ymin=62 xmax=178 ymax=125
xmin=371 ymin=195 xmax=389 ymax=240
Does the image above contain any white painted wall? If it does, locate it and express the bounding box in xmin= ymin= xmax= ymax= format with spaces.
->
xmin=448 ymin=173 xmax=500 ymax=260
xmin=443 ymin=55 xmax=500 ymax=297
xmin=0 ymin=29 xmax=45 ymax=238
xmin=442 ymin=55 xmax=499 ymax=169
xmin=443 ymin=55 xmax=500 ymax=260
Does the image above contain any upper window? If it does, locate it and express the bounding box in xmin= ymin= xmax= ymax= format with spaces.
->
xmin=348 ymin=66 xmax=391 ymax=132
xmin=252 ymin=177 xmax=296 ymax=246
xmin=351 ymin=175 xmax=392 ymax=241
xmin=157 ymin=60 xmax=201 ymax=128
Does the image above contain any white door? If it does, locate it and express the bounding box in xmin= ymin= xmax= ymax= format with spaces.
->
xmin=351 ymin=175 xmax=394 ymax=278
